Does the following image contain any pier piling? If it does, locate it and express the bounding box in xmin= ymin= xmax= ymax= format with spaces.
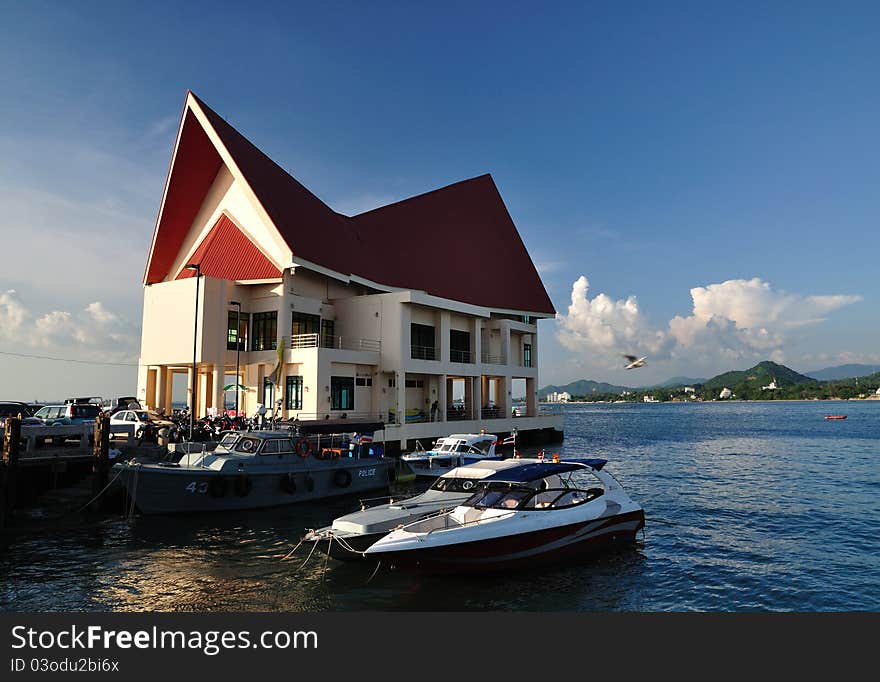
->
xmin=91 ymin=412 xmax=110 ymax=511
xmin=1 ymin=416 xmax=22 ymax=529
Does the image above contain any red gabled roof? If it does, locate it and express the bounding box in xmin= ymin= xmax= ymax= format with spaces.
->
xmin=349 ymin=175 xmax=555 ymax=315
xmin=146 ymin=92 xmax=555 ymax=315
xmin=176 ymin=214 xmax=281 ymax=282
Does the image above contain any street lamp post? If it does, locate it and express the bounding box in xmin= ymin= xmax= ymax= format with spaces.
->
xmin=185 ymin=263 xmax=201 ymax=440
xmin=229 ymin=300 xmax=242 ymax=419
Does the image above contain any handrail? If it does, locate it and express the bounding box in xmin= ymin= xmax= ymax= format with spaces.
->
xmin=410 ymin=345 xmax=440 ymax=361
xmin=287 ymin=334 xmax=381 ymax=352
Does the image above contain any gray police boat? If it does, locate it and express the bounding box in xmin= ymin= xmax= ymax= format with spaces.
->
xmin=114 ymin=428 xmax=391 ymax=515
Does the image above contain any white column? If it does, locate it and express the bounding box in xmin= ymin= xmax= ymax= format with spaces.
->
xmin=501 ymin=321 xmax=511 ymax=366
xmin=438 ymin=373 xmax=447 ymax=422
xmin=155 ymin=365 xmax=167 ymax=412
xmin=213 ymin=364 xmax=224 ymax=415
xmin=526 ymin=377 xmax=537 ymax=417
xmin=473 ymin=375 xmax=482 ymax=422
xmin=396 ymin=369 xmax=406 ymax=425
xmin=502 ymin=375 xmax=513 ymax=419
xmin=439 ymin=311 xmax=451 ymax=363
xmin=473 ymin=317 xmax=482 ymax=365
xmin=163 ymin=368 xmax=173 ymax=413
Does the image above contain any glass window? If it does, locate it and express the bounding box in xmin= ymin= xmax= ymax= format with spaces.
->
xmin=291 ymin=312 xmax=320 ymax=337
xmin=411 ymin=323 xmax=436 ymax=360
xmin=330 ymin=376 xmax=354 ymax=411
xmin=450 ymin=330 xmax=471 ymax=362
xmin=285 ymin=376 xmax=303 ymax=410
xmin=430 ymin=477 xmax=479 ymax=493
xmin=234 ymin=437 xmax=259 ymax=454
xmin=355 ymin=377 xmax=372 ymax=386
xmin=35 ymin=407 xmax=50 ymax=419
xmin=278 ymin=439 xmax=295 ymax=454
xmin=523 ymin=343 xmax=532 ymax=368
xmin=261 ymin=440 xmax=280 ymax=454
xmin=321 ymin=318 xmax=335 ymax=348
xmin=227 ymin=310 xmax=249 ymax=351
xmin=251 ymin=311 xmax=277 ymax=351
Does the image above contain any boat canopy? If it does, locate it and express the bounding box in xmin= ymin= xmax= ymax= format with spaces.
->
xmin=483 ymin=459 xmax=606 ymax=483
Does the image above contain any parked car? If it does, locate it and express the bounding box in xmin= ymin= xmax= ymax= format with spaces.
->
xmin=0 ymin=401 xmax=34 ymax=419
xmin=110 ymin=409 xmax=175 ymax=442
xmin=33 ymin=403 xmax=101 ymax=445
xmin=102 ymin=396 xmax=141 ymax=414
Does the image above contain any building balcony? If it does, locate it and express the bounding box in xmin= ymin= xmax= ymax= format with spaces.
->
xmin=410 ymin=345 xmax=440 ymax=361
xmin=450 ymin=349 xmax=474 ymax=364
xmin=480 ymin=351 xmax=506 ymax=365
xmin=286 ymin=333 xmax=380 ymax=352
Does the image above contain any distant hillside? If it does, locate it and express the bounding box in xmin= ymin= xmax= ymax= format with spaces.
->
xmin=652 ymin=376 xmax=707 ymax=388
xmin=806 ymin=364 xmax=880 ymax=381
xmin=702 ymin=361 xmax=813 ymax=392
xmin=539 ymin=379 xmax=629 ymax=398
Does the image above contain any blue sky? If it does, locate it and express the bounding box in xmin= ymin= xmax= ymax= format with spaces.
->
xmin=1 ymin=1 xmax=878 ymax=397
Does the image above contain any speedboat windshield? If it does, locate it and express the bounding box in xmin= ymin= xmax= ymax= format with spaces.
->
xmin=216 ymin=433 xmax=240 ymax=452
xmin=429 ymin=477 xmax=481 ymax=493
xmin=463 ymin=483 xmax=533 ymax=510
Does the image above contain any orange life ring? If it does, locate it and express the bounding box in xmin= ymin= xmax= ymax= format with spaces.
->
xmin=296 ymin=438 xmax=313 ymax=458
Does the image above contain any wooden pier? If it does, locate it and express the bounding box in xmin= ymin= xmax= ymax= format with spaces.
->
xmin=0 ymin=415 xmax=137 ymax=529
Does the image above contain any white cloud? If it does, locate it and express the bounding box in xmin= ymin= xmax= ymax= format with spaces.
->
xmin=556 ymin=275 xmax=862 ymax=368
xmin=0 ymin=290 xmax=138 ymax=362
xmin=555 ymin=276 xmax=668 ymax=363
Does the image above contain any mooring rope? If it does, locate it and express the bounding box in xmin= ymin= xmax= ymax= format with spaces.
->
xmin=281 ymin=538 xmax=305 ymax=561
xmin=74 ymin=468 xmax=124 ymax=514
xmin=365 ymin=561 xmax=382 ymax=584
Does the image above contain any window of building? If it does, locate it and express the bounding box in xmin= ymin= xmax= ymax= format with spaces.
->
xmin=330 ymin=376 xmax=354 ymax=411
xmin=263 ymin=376 xmax=275 ymax=407
xmin=355 ymin=377 xmax=372 ymax=387
xmin=321 ymin=319 xmax=335 ymax=348
xmin=405 ymin=379 xmax=424 ymax=388
xmin=388 ymin=376 xmax=396 ymax=388
xmin=291 ymin=312 xmax=320 ymax=337
xmin=227 ymin=311 xmax=250 ymax=351
xmin=411 ymin=323 xmax=436 ymax=360
xmin=524 ymin=343 xmax=532 ymax=368
xmin=450 ymin=329 xmax=472 ymax=363
xmin=285 ymin=376 xmax=303 ymax=410
xmin=252 ymin=311 xmax=277 ymax=351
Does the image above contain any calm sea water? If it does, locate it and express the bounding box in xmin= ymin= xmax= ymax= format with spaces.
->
xmin=2 ymin=401 xmax=878 ymax=612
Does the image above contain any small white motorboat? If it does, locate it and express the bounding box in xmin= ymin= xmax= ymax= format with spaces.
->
xmin=364 ymin=458 xmax=644 ymax=573
xmin=400 ymin=433 xmax=500 ymax=478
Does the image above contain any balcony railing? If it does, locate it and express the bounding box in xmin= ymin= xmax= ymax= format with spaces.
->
xmin=286 ymin=334 xmax=380 ymax=352
xmin=446 ymin=403 xmax=472 ymax=421
xmin=480 ymin=352 xmax=505 ymax=364
xmin=450 ymin=349 xmax=474 ymax=363
xmin=411 ymin=345 xmax=440 ymax=361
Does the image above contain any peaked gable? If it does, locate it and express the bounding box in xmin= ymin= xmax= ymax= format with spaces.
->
xmin=176 ymin=214 xmax=281 ymax=282
xmin=145 ymin=91 xmax=556 ymax=315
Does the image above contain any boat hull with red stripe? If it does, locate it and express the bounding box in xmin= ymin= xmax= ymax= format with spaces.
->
xmin=372 ymin=510 xmax=645 ymax=573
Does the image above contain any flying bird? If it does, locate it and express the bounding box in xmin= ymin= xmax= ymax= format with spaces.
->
xmin=623 ymin=354 xmax=647 ymax=370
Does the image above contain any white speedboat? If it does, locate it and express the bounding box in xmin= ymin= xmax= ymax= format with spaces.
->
xmin=364 ymin=458 xmax=644 ymax=573
xmin=300 ymin=459 xmax=528 ymax=560
xmin=400 ymin=433 xmax=500 ymax=478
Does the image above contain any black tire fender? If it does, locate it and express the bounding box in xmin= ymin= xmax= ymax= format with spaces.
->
xmin=333 ymin=469 xmax=352 ymax=488
xmin=234 ymin=475 xmax=253 ymax=497
xmin=209 ymin=476 xmax=228 ymax=498
xmin=280 ymin=473 xmax=297 ymax=494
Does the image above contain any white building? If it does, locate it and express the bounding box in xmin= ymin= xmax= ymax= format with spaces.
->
xmin=762 ymin=379 xmax=778 ymax=390
xmin=136 ymin=92 xmax=562 ymax=449
xmin=719 ymin=387 xmax=733 ymax=399
xmin=546 ymin=391 xmax=571 ymax=402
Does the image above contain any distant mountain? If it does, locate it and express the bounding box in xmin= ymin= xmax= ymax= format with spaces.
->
xmin=539 ymin=379 xmax=630 ymax=398
xmin=702 ymin=361 xmax=813 ymax=391
xmin=652 ymin=376 xmax=707 ymax=388
xmin=805 ymin=364 xmax=880 ymax=381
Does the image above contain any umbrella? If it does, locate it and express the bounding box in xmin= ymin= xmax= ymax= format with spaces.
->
xmin=223 ymin=383 xmax=249 ymax=392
